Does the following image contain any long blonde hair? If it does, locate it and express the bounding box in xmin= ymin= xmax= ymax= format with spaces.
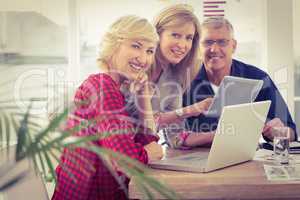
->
xmin=151 ymin=4 xmax=201 ymax=91
xmin=97 ymin=15 xmax=159 ymax=68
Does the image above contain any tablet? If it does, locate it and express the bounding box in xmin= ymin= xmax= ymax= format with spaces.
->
xmin=206 ymin=76 xmax=263 ymax=117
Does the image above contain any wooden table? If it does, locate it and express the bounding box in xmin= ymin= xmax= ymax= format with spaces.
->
xmin=129 ymin=148 xmax=300 ymax=200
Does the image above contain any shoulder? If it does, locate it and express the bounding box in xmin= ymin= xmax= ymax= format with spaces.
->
xmin=79 ymin=73 xmax=117 ymax=93
xmin=73 ymin=73 xmax=120 ymax=104
xmin=85 ymin=73 xmax=115 ymax=87
xmin=233 ymin=59 xmax=269 ymax=79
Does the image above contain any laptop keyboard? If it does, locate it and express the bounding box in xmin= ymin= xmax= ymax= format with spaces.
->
xmin=172 ymin=152 xmax=209 ymax=162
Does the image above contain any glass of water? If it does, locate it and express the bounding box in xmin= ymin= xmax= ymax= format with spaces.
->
xmin=273 ymin=127 xmax=290 ymax=164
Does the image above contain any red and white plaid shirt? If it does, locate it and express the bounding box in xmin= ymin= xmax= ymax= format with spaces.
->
xmin=52 ymin=73 xmax=158 ymax=200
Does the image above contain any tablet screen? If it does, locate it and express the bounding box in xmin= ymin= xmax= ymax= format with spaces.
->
xmin=205 ymin=76 xmax=263 ymax=117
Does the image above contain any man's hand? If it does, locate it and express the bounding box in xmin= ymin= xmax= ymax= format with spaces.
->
xmin=144 ymin=141 xmax=163 ymax=162
xmin=262 ymin=118 xmax=295 ymax=141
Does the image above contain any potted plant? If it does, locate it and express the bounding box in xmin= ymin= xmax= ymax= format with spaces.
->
xmin=0 ymin=99 xmax=179 ymax=199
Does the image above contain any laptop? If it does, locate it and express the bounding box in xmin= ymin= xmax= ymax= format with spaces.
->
xmin=206 ymin=76 xmax=263 ymax=117
xmin=150 ymin=101 xmax=271 ymax=173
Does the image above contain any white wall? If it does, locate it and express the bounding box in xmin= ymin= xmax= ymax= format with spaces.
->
xmin=0 ymin=0 xmax=68 ymax=26
xmin=264 ymin=0 xmax=294 ymax=114
xmin=294 ymin=0 xmax=300 ymax=64
xmin=226 ymin=0 xmax=266 ymax=69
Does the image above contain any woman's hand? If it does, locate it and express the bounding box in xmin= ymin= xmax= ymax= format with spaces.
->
xmin=127 ymin=70 xmax=157 ymax=132
xmin=144 ymin=141 xmax=163 ymax=162
xmin=184 ymin=97 xmax=213 ymax=117
xmin=127 ymin=70 xmax=155 ymax=96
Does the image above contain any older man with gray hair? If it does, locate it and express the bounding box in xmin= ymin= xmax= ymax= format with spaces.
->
xmin=182 ymin=17 xmax=297 ymax=146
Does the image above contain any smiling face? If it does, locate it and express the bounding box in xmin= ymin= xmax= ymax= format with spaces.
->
xmin=111 ymin=39 xmax=156 ymax=81
xmin=200 ymin=25 xmax=237 ymax=73
xmin=159 ymin=22 xmax=195 ymax=65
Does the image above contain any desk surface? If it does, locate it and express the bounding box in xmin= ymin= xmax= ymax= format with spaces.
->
xmin=129 ymin=148 xmax=300 ymax=200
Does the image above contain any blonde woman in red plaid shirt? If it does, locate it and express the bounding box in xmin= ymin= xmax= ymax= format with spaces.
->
xmin=52 ymin=15 xmax=163 ymax=200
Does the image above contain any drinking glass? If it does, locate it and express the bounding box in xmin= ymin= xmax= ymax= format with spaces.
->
xmin=273 ymin=127 xmax=290 ymax=164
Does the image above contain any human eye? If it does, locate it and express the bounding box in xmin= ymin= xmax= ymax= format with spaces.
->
xmin=217 ymin=39 xmax=229 ymax=47
xmin=186 ymin=35 xmax=194 ymax=41
xmin=203 ymin=40 xmax=214 ymax=47
xmin=171 ymin=32 xmax=181 ymax=39
xmin=146 ymin=49 xmax=154 ymax=55
xmin=131 ymin=43 xmax=141 ymax=49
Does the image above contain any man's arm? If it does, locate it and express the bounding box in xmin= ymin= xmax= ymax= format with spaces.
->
xmin=257 ymin=76 xmax=297 ymax=141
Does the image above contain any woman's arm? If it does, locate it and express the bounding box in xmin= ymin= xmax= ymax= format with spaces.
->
xmin=183 ymin=131 xmax=215 ymax=147
xmin=156 ymin=98 xmax=213 ymax=126
xmin=128 ymin=72 xmax=157 ymax=133
xmin=136 ymin=82 xmax=157 ymax=133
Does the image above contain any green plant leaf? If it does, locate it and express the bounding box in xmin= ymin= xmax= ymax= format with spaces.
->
xmin=42 ymin=148 xmax=57 ymax=183
xmin=31 ymin=107 xmax=69 ymax=147
xmin=2 ymin=110 xmax=11 ymax=154
xmin=0 ymin=114 xmax=3 ymax=149
xmin=44 ymin=148 xmax=62 ymax=182
xmin=35 ymin=143 xmax=47 ymax=178
xmin=15 ymin=104 xmax=32 ymax=161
